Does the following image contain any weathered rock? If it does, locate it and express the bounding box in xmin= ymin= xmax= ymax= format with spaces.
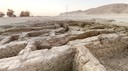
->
xmin=85 ymin=33 xmax=128 ymax=58
xmin=0 ymin=41 xmax=27 ymax=59
xmin=0 ymin=34 xmax=19 ymax=44
xmin=54 ymin=28 xmax=66 ymax=34
xmin=68 ymin=33 xmax=128 ymax=71
xmin=18 ymin=42 xmax=37 ymax=55
xmin=0 ymin=46 xmax=76 ymax=71
xmin=72 ymin=45 xmax=106 ymax=71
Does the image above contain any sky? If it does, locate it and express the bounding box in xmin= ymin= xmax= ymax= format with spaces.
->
xmin=0 ymin=0 xmax=128 ymax=16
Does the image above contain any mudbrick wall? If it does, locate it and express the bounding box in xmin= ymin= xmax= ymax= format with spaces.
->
xmin=0 ymin=19 xmax=127 ymax=71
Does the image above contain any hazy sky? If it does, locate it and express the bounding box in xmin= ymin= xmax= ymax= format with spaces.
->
xmin=0 ymin=0 xmax=128 ymax=16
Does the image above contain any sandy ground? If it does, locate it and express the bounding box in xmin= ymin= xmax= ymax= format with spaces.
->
xmin=0 ymin=14 xmax=128 ymax=27
xmin=58 ymin=14 xmax=128 ymax=26
xmin=98 ymin=49 xmax=128 ymax=71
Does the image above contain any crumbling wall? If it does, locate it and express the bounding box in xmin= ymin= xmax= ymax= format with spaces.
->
xmin=0 ymin=41 xmax=27 ymax=59
xmin=0 ymin=46 xmax=76 ymax=71
xmin=85 ymin=33 xmax=128 ymax=58
xmin=72 ymin=45 xmax=106 ymax=71
xmin=0 ymin=20 xmax=127 ymax=71
xmin=68 ymin=33 xmax=128 ymax=71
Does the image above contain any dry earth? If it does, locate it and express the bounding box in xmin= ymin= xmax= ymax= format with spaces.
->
xmin=0 ymin=17 xmax=128 ymax=71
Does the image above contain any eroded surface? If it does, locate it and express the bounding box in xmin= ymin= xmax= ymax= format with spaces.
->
xmin=0 ymin=19 xmax=127 ymax=71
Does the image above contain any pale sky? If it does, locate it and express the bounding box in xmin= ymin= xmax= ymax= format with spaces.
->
xmin=0 ymin=0 xmax=128 ymax=16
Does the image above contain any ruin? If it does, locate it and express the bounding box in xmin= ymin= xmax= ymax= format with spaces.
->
xmin=0 ymin=19 xmax=127 ymax=71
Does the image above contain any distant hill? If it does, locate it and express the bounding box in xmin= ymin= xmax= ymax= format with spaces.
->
xmin=59 ymin=3 xmax=128 ymax=16
xmin=85 ymin=3 xmax=128 ymax=14
xmin=59 ymin=10 xmax=86 ymax=16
